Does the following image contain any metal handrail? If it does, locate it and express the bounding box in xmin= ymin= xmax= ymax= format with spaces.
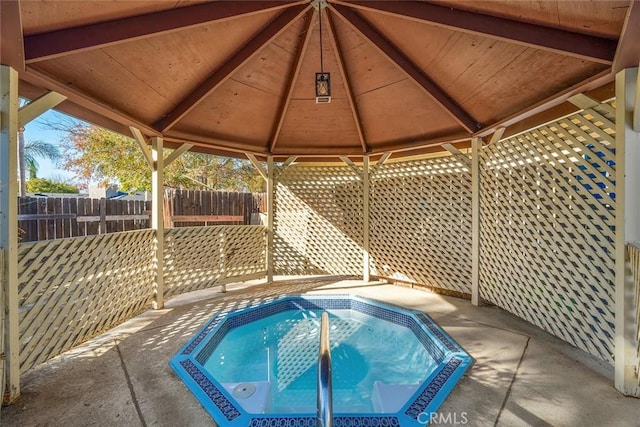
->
xmin=317 ymin=312 xmax=333 ymax=427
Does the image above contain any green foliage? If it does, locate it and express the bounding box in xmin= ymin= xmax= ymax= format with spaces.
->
xmin=26 ymin=178 xmax=79 ymax=194
xmin=61 ymin=124 xmax=264 ymax=192
xmin=24 ymin=140 xmax=60 ymax=179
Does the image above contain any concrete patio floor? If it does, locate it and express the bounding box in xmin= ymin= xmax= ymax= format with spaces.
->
xmin=2 ymin=276 xmax=638 ymax=426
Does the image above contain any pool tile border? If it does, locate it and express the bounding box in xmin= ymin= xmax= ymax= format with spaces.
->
xmin=170 ymin=295 xmax=472 ymax=427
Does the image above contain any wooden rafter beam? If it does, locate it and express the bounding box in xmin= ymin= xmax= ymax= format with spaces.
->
xmin=24 ymin=1 xmax=306 ymax=63
xmin=165 ymin=129 xmax=267 ymax=155
xmin=270 ymin=9 xmax=314 ymax=152
xmin=327 ymin=10 xmax=368 ymax=153
xmin=0 ymin=0 xmax=25 ymax=71
xmin=613 ymin=1 xmax=640 ymax=73
xmin=155 ymin=4 xmax=309 ymax=133
xmin=334 ymin=0 xmax=616 ymax=65
xmin=331 ymin=4 xmax=479 ymax=133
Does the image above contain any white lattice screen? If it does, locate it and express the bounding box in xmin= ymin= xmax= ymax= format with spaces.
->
xmin=17 ymin=229 xmax=155 ymax=371
xmin=163 ymin=225 xmax=266 ymax=297
xmin=370 ymin=157 xmax=472 ymax=293
xmin=480 ymin=101 xmax=617 ymax=362
xmin=275 ymin=165 xmax=363 ymax=275
xmin=626 ymin=243 xmax=640 ymax=387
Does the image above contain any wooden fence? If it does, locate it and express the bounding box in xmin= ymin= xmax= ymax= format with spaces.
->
xmin=164 ymin=189 xmax=265 ymax=227
xmin=18 ymin=197 xmax=151 ymax=242
xmin=18 ymin=190 xmax=266 ymax=242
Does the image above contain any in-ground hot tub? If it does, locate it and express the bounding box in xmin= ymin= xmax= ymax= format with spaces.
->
xmin=170 ymin=295 xmax=472 ymax=426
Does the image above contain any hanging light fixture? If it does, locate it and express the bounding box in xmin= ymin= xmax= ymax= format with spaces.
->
xmin=314 ymin=0 xmax=331 ymax=104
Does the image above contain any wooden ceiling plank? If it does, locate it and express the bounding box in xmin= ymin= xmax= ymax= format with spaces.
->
xmin=333 ymin=0 xmax=616 ymax=64
xmin=155 ymin=4 xmax=309 ymax=133
xmin=327 ymin=10 xmax=368 ymax=153
xmin=613 ymin=1 xmax=640 ymax=73
xmin=22 ymin=68 xmax=161 ymax=136
xmin=166 ymin=129 xmax=267 ymax=154
xmin=1 ymin=0 xmax=25 ymax=71
xmin=270 ymin=9 xmax=315 ymax=152
xmin=331 ymin=4 xmax=479 ymax=133
xmin=24 ymin=1 xmax=306 ymax=63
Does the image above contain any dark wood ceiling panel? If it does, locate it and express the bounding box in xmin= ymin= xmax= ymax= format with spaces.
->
xmin=360 ymin=10 xmax=609 ymax=125
xmin=173 ymin=79 xmax=282 ymax=145
xmin=331 ymin=15 xmax=406 ymax=97
xmin=356 ymin=80 xmax=461 ymax=146
xmin=13 ymin=1 xmax=633 ymax=158
xmin=21 ymin=1 xmax=208 ymax=34
xmin=276 ymin=98 xmax=361 ymax=149
xmin=434 ymin=0 xmax=630 ymax=39
xmin=30 ymin=50 xmax=174 ymax=124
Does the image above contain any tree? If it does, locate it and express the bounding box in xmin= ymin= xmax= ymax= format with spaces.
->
xmin=26 ymin=178 xmax=79 ymax=194
xmin=17 ymin=130 xmax=60 ymax=196
xmin=61 ymin=124 xmax=263 ymax=192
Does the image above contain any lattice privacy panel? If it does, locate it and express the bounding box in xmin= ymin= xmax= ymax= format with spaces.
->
xmin=370 ymin=157 xmax=472 ymax=293
xmin=163 ymin=225 xmax=266 ymax=297
xmin=275 ymin=165 xmax=363 ymax=275
xmin=626 ymin=243 xmax=640 ymax=388
xmin=17 ymin=230 xmax=155 ymax=371
xmin=480 ymin=101 xmax=617 ymax=362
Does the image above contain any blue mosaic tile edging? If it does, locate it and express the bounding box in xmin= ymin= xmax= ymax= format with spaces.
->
xmin=249 ymin=416 xmax=400 ymax=427
xmin=170 ymin=294 xmax=473 ymax=427
xmin=404 ymin=357 xmax=463 ymax=420
xmin=178 ymin=359 xmax=241 ymax=421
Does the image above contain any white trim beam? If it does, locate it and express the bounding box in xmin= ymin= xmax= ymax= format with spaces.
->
xmin=471 ymin=137 xmax=481 ymax=306
xmin=369 ymin=152 xmax=391 ymax=177
xmin=0 ymin=65 xmax=20 ymax=403
xmin=488 ymin=127 xmax=506 ymax=145
xmin=130 ymin=127 xmax=154 ymax=169
xmin=18 ymin=92 xmax=67 ymax=128
xmin=568 ymin=93 xmax=600 ymax=110
xmin=164 ymin=143 xmax=193 ymax=167
xmin=614 ymin=67 xmax=640 ymax=397
xmin=634 ymin=66 xmax=640 ymax=132
xmin=443 ymin=143 xmax=471 ymax=167
xmin=151 ymin=136 xmax=165 ymax=310
xmin=246 ymin=153 xmax=268 ymax=180
xmin=266 ymin=156 xmax=274 ymax=283
xmin=339 ymin=156 xmax=363 ymax=180
xmin=363 ymin=155 xmax=371 ymax=282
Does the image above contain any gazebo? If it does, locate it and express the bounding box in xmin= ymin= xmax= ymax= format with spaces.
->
xmin=1 ymin=0 xmax=639 ymax=414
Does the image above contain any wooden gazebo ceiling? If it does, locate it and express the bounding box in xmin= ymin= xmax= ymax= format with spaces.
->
xmin=3 ymin=0 xmax=639 ymax=160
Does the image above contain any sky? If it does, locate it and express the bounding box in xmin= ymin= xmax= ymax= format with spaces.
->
xmin=23 ymin=108 xmax=78 ymax=184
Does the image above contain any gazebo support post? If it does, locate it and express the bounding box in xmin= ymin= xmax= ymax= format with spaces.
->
xmin=471 ymin=137 xmax=481 ymax=306
xmin=614 ymin=67 xmax=640 ymax=397
xmin=151 ymin=136 xmax=165 ymax=309
xmin=266 ymin=156 xmax=274 ymax=283
xmin=0 ymin=65 xmax=20 ymax=403
xmin=363 ymin=155 xmax=371 ymax=282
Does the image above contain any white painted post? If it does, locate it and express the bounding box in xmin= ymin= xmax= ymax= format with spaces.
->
xmin=471 ymin=137 xmax=481 ymax=306
xmin=151 ymin=136 xmax=164 ymax=309
xmin=266 ymin=156 xmax=274 ymax=283
xmin=0 ymin=65 xmax=20 ymax=402
xmin=363 ymin=156 xmax=371 ymax=282
xmin=615 ymin=67 xmax=640 ymax=397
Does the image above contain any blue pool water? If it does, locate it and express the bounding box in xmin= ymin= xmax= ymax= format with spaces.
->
xmin=203 ymin=308 xmax=437 ymax=414
xmin=170 ymin=295 xmax=472 ymax=427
